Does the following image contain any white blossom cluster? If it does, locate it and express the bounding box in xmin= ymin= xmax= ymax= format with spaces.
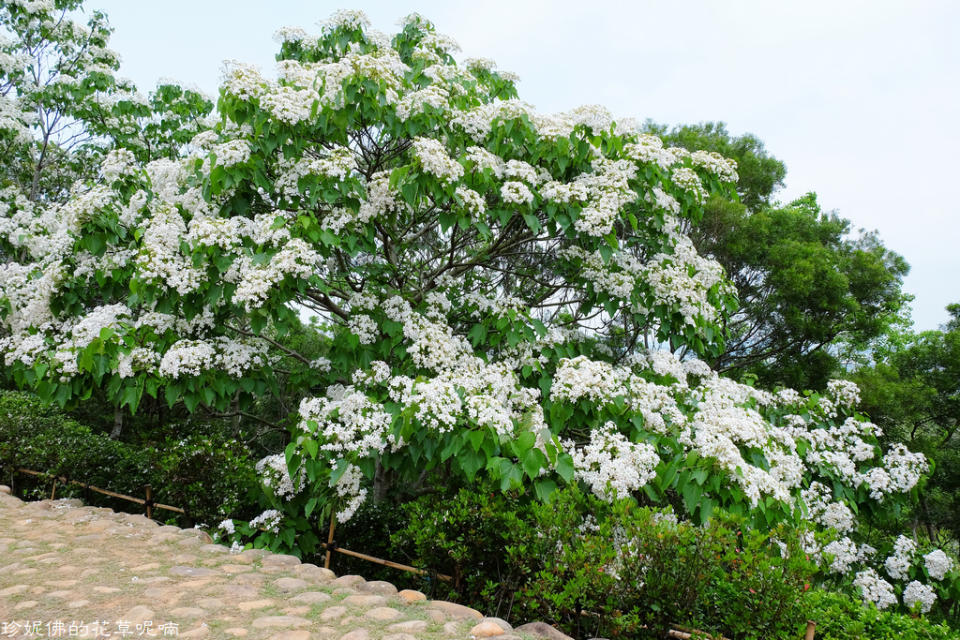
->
xmin=902 ymin=580 xmax=938 ymax=614
xmin=249 ymin=509 xmax=283 ymax=534
xmin=333 ymin=463 xmax=367 ymax=522
xmin=924 ymin=549 xmax=954 ymax=581
xmin=690 ymin=150 xmax=739 ymax=183
xmin=823 ymin=537 xmax=870 ymax=574
xmin=566 ymin=422 xmax=660 ymax=500
xmin=884 ymin=535 xmax=916 ymax=580
xmin=255 ymin=454 xmax=304 ymax=501
xmin=827 ymin=379 xmax=861 ymax=408
xmin=412 ymin=137 xmax=464 ymax=183
xmin=802 ymin=482 xmax=856 ymax=533
xmin=298 ymin=389 xmax=393 ymax=458
xmin=644 ymin=235 xmax=731 ymax=326
xmin=852 ymin=568 xmax=898 ymax=610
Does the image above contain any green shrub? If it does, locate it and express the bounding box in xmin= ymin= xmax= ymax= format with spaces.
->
xmin=391 ymin=484 xmax=537 ymax=615
xmin=391 ymin=485 xmax=818 ymax=639
xmin=805 ymin=589 xmax=956 ymax=640
xmin=517 ymin=492 xmax=816 ymax=639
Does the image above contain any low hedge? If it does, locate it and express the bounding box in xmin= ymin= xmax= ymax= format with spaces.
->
xmin=0 ymin=391 xmax=259 ymax=526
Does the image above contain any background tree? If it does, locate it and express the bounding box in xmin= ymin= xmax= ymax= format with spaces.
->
xmin=0 ymin=0 xmax=213 ymax=207
xmin=649 ymin=122 xmax=910 ymax=389
xmin=855 ymin=304 xmax=960 ymax=545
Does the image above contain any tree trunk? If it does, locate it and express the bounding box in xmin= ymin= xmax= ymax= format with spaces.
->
xmin=110 ymin=406 xmax=123 ymax=440
xmin=373 ymin=462 xmax=392 ymax=503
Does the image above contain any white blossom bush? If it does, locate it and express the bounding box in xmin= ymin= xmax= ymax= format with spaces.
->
xmin=1 ymin=7 xmax=958 ymax=618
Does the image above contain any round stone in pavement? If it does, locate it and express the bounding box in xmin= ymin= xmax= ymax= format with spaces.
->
xmin=386 ymin=621 xmax=428 ymax=633
xmin=471 ymin=621 xmax=508 ymax=637
xmin=269 ymin=632 xmax=312 ymax=640
xmin=291 ymin=591 xmax=331 ymax=604
xmin=262 ymin=553 xmax=301 ymax=566
xmin=515 ymin=622 xmax=575 ymax=640
xmin=237 ymin=599 xmax=275 ymax=611
xmin=169 ymin=565 xmax=219 ymax=577
xmin=273 ymin=577 xmax=309 ymax=592
xmin=364 ymin=607 xmax=401 ymax=621
xmin=341 ymin=594 xmax=385 ymax=607
xmin=294 ymin=564 xmax=335 ymax=581
xmin=426 ymin=600 xmax=483 ymax=620
xmin=330 ymin=574 xmax=365 ymax=589
xmin=319 ymin=606 xmax=347 ymax=622
xmin=482 ymin=617 xmax=514 ymax=631
xmin=359 ymin=580 xmax=397 ymax=596
xmin=252 ymin=615 xmax=311 ymax=629
xmin=124 ymin=606 xmax=155 ymax=624
xmin=397 ymin=589 xmax=426 ymax=603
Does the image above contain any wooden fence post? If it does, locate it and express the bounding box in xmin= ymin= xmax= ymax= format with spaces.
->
xmin=324 ymin=512 xmax=337 ymax=570
xmin=144 ymin=485 xmax=153 ymax=520
xmin=805 ymin=620 xmax=816 ymax=640
xmin=50 ymin=478 xmax=57 ymax=500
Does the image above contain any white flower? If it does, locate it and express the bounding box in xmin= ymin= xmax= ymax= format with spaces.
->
xmin=255 ymin=454 xmax=303 ymax=500
xmin=823 ymin=537 xmax=859 ymax=574
xmin=566 ymin=422 xmax=660 ymax=501
xmin=902 ymin=580 xmax=937 ymax=614
xmin=884 ymin=535 xmax=916 ymax=581
xmin=852 ymin=568 xmax=897 ymax=610
xmin=249 ymin=509 xmax=283 ymax=534
xmin=923 ymin=549 xmax=954 ymax=581
xmin=333 ymin=463 xmax=367 ymax=522
xmin=412 ymin=137 xmax=463 ymax=183
xmin=500 ymin=181 xmax=534 ymax=205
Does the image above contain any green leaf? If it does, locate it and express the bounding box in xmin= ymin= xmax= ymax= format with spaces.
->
xmin=681 ymin=480 xmax=701 ymax=516
xmin=459 ymin=448 xmax=485 ymax=481
xmin=699 ymin=496 xmax=715 ymax=522
xmin=534 ymin=478 xmax=557 ymax=501
xmin=555 ymin=454 xmax=575 ymax=483
xmin=468 ymin=323 xmax=488 ymax=346
xmin=522 ymin=213 xmax=541 ymax=234
xmin=522 ymin=448 xmax=547 ymax=480
xmin=514 ymin=431 xmax=536 ymax=456
xmin=358 ymin=457 xmax=376 ymax=479
xmin=467 ymin=430 xmax=485 ymax=452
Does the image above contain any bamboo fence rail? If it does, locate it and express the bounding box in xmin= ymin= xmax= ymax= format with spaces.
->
xmin=8 ymin=467 xmax=451 ymax=581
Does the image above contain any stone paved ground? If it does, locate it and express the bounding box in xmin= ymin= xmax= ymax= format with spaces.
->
xmin=0 ymin=488 xmax=548 ymax=640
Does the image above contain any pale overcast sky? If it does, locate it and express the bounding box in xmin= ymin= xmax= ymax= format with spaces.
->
xmin=91 ymin=0 xmax=959 ymax=331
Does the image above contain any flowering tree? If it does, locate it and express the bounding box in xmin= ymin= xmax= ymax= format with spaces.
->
xmin=0 ymin=7 xmax=956 ymax=617
xmin=0 ymin=0 xmax=212 ymax=203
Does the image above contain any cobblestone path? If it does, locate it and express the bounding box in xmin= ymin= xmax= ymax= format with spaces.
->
xmin=0 ymin=488 xmax=543 ymax=640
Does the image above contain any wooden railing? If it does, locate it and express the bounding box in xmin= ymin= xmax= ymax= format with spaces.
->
xmin=8 ymin=467 xmax=451 ymax=582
